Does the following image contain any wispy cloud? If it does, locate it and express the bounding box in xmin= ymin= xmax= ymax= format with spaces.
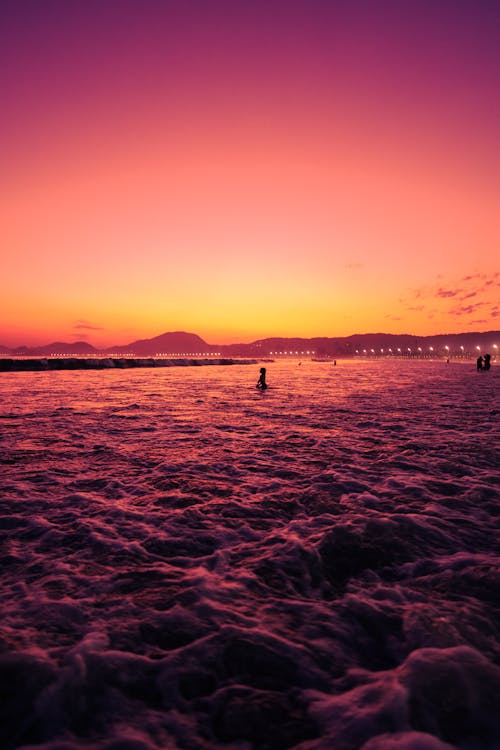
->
xmin=449 ymin=302 xmax=487 ymax=316
xmin=404 ymin=271 xmax=499 ymax=325
xmin=344 ymin=263 xmax=363 ymax=271
xmin=461 ymin=273 xmax=483 ymax=282
xmin=460 ymin=271 xmax=500 ymax=287
xmin=74 ymin=319 xmax=104 ymax=331
xmin=460 ymin=291 xmax=478 ymax=300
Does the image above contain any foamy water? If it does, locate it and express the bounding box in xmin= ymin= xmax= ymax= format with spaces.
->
xmin=0 ymin=360 xmax=499 ymax=750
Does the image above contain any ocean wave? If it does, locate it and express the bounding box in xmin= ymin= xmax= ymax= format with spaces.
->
xmin=0 ymin=361 xmax=498 ymax=749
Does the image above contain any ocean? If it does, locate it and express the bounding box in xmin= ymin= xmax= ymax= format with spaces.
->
xmin=0 ymin=359 xmax=499 ymax=750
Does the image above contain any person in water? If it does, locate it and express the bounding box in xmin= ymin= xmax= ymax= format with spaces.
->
xmin=484 ymin=353 xmax=491 ymax=371
xmin=256 ymin=367 xmax=268 ymax=389
xmin=477 ymin=355 xmax=484 ymax=371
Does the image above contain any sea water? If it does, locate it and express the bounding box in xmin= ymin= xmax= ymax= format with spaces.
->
xmin=0 ymin=360 xmax=499 ymax=750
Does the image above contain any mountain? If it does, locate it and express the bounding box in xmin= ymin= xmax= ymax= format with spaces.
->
xmin=217 ymin=331 xmax=500 ymax=357
xmin=107 ymin=331 xmax=213 ymax=356
xmin=19 ymin=341 xmax=99 ymax=356
xmin=1 ymin=330 xmax=499 ymax=357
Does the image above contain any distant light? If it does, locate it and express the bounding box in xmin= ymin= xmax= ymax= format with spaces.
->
xmin=445 ymin=345 xmax=449 ymax=351
xmin=476 ymin=346 xmax=481 ymax=351
xmin=429 ymin=346 xmax=434 ymax=351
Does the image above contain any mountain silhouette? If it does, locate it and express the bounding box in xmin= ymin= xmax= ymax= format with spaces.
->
xmin=109 ymin=331 xmax=213 ymax=355
xmin=1 ymin=330 xmax=499 ymax=357
xmin=9 ymin=341 xmax=99 ymax=356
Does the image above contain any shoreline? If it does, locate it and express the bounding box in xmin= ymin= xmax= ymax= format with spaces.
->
xmin=0 ymin=357 xmax=259 ymax=372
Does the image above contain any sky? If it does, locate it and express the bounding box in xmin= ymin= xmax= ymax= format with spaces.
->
xmin=1 ymin=0 xmax=499 ymax=347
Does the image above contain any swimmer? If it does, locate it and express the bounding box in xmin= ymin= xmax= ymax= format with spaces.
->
xmin=256 ymin=367 xmax=268 ymax=390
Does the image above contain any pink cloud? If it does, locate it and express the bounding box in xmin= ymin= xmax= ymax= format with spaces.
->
xmin=449 ymin=302 xmax=487 ymax=316
xmin=437 ymin=288 xmax=462 ymax=298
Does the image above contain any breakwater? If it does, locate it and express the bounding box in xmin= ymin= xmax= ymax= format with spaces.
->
xmin=0 ymin=357 xmax=258 ymax=372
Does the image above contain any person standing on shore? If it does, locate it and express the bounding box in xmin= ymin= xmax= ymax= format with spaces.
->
xmin=484 ymin=353 xmax=491 ymax=371
xmin=477 ymin=355 xmax=484 ymax=371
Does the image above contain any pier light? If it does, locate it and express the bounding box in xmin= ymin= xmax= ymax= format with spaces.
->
xmin=371 ymin=348 xmax=375 ymax=353
xmin=407 ymin=347 xmax=411 ymax=352
xmin=388 ymin=348 xmax=392 ymax=353
xmin=355 ymin=350 xmax=359 ymax=354
xmin=418 ymin=347 xmax=422 ymax=352
xmin=445 ymin=345 xmax=449 ymax=352
xmin=363 ymin=349 xmax=367 ymax=354
xmin=429 ymin=346 xmax=434 ymax=351
xmin=476 ymin=346 xmax=481 ymax=351
xmin=380 ymin=348 xmax=384 ymax=353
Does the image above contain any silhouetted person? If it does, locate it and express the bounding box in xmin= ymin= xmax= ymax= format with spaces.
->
xmin=484 ymin=353 xmax=491 ymax=371
xmin=477 ymin=355 xmax=484 ymax=371
xmin=256 ymin=367 xmax=268 ymax=390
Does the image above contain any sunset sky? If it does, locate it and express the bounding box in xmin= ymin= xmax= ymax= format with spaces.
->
xmin=1 ymin=0 xmax=499 ymax=347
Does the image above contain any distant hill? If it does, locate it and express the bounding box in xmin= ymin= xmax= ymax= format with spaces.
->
xmin=217 ymin=331 xmax=500 ymax=357
xmin=10 ymin=341 xmax=99 ymax=356
xmin=1 ymin=330 xmax=499 ymax=357
xmin=107 ymin=331 xmax=213 ymax=355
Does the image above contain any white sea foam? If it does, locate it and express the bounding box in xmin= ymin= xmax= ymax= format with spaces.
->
xmin=0 ymin=360 xmax=498 ymax=749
